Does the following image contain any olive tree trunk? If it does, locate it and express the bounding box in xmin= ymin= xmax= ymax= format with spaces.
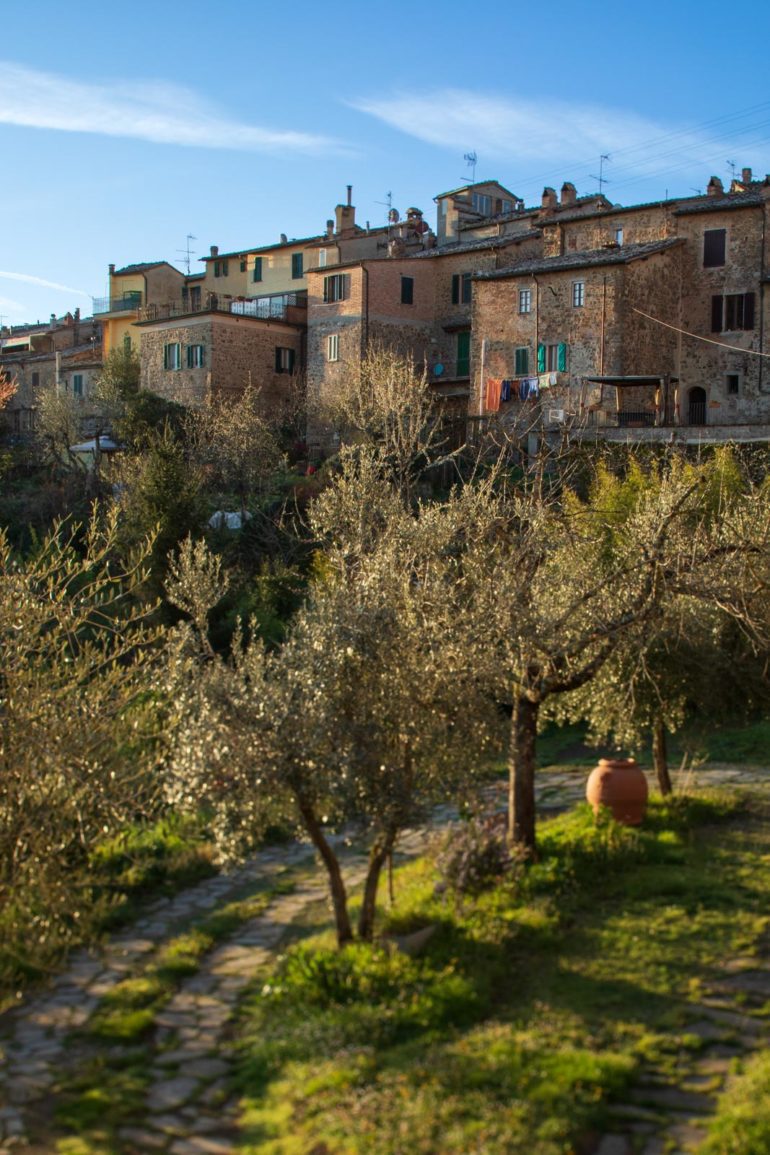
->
xmin=295 ymin=794 xmax=354 ymax=947
xmin=652 ymin=715 xmax=672 ymax=796
xmin=508 ymin=694 xmax=540 ymax=855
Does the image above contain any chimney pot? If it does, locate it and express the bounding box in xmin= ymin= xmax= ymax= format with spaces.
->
xmin=541 ymin=186 xmax=558 ymax=210
xmin=346 ymin=184 xmax=353 ymax=207
xmin=560 ymin=181 xmax=577 ymax=207
xmin=108 ymin=263 xmax=115 ymax=275
xmin=707 ymin=175 xmax=724 ymax=197
xmin=742 ymin=167 xmax=753 ymax=184
xmin=280 ymin=233 xmax=288 ymax=244
xmin=210 ymin=245 xmax=219 ymax=257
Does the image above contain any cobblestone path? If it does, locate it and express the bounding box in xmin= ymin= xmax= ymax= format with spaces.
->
xmin=0 ymin=764 xmax=767 ymax=1153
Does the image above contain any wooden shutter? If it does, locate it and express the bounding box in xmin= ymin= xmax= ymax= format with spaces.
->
xmin=703 ymin=229 xmax=726 ymax=268
xmin=557 ymin=343 xmax=567 ymax=372
xmin=537 ymin=344 xmax=546 ymax=373
xmin=275 ymin=347 xmax=282 ymax=372
xmin=343 ymin=274 xmax=351 ymax=301
xmin=711 ymin=295 xmax=723 ymax=332
xmin=323 ymin=276 xmax=330 ymax=303
xmin=743 ymin=292 xmax=756 ymax=330
xmin=401 ymin=276 xmax=414 ymax=304
xmin=253 ymin=257 xmax=262 ymax=282
xmin=515 ymin=347 xmax=528 ymax=375
xmin=451 ymin=275 xmax=459 ymax=305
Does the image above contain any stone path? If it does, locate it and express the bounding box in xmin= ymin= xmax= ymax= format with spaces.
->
xmin=0 ymin=763 xmax=766 ymax=1153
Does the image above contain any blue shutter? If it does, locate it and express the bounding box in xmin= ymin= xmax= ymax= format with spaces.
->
xmin=537 ymin=344 xmax=546 ymax=373
xmin=557 ymin=343 xmax=567 ymax=372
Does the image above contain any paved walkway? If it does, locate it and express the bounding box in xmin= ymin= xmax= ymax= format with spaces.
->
xmin=0 ymin=764 xmax=766 ymax=1153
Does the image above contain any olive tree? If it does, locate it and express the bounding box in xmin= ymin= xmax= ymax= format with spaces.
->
xmin=464 ymin=449 xmax=770 ymax=853
xmin=165 ymin=449 xmax=498 ymax=946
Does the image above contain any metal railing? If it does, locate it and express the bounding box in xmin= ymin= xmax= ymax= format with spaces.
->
xmin=139 ymin=292 xmax=307 ymax=324
xmin=93 ymin=294 xmax=142 ymax=315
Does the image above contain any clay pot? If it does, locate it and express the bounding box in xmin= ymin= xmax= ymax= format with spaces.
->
xmin=586 ymin=758 xmax=648 ymax=825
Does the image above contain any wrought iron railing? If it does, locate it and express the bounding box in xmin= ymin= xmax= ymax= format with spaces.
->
xmin=139 ymin=292 xmax=307 ymax=324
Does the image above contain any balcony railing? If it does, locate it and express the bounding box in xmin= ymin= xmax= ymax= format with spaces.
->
xmin=93 ymin=294 xmax=143 ymax=315
xmin=139 ymin=291 xmax=307 ymax=324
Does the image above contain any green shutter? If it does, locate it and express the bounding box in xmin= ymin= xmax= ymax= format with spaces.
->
xmin=451 ymin=275 xmax=459 ymax=305
xmin=457 ymin=331 xmax=470 ymax=376
xmin=557 ymin=343 xmax=567 ymax=372
xmin=537 ymin=344 xmax=546 ymax=373
xmin=515 ymin=347 xmax=528 ymax=376
xmin=253 ymin=257 xmax=262 ymax=282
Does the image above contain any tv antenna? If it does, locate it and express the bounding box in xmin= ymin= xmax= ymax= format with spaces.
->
xmin=464 ymin=151 xmax=478 ymax=183
xmin=727 ymin=159 xmax=737 ymax=182
xmin=590 ymin=154 xmax=611 ymax=195
xmin=177 ymin=234 xmax=197 ymax=275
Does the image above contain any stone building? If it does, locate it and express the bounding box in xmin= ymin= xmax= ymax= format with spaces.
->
xmin=471 ymin=169 xmax=770 ymax=444
xmin=0 ymin=310 xmax=101 ymax=435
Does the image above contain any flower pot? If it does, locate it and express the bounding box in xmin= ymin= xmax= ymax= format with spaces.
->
xmin=586 ymin=758 xmax=648 ymax=825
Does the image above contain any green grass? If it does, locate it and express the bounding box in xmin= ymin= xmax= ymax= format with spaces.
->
xmin=234 ymin=790 xmax=770 ymax=1154
xmin=703 ymin=1051 xmax=770 ymax=1154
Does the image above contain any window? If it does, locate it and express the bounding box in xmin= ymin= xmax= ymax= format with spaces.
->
xmin=253 ymin=257 xmax=263 ymax=282
xmin=323 ymin=273 xmax=351 ymax=303
xmin=275 ymin=346 xmax=295 ymax=374
xmin=572 ymin=281 xmax=585 ymax=307
xmin=72 ymin=374 xmax=83 ymax=396
xmin=187 ymin=344 xmax=205 ymax=369
xmin=213 ymin=259 xmax=229 ymax=278
xmin=451 ymin=273 xmax=472 ymax=305
xmin=401 ymin=276 xmax=414 ymax=305
xmin=318 ymin=249 xmax=328 ymax=268
xmin=31 ymin=371 xmax=39 ymax=388
xmin=711 ymin=292 xmax=755 ymax=331
xmin=518 ymin=288 xmax=532 ymax=314
xmin=240 ymin=258 xmax=247 ymax=273
xmin=471 ymin=192 xmax=492 ymax=216
xmin=456 ymin=331 xmax=471 ymax=377
xmin=292 ymin=253 xmax=303 ymax=279
xmin=704 ymin=229 xmax=726 ymax=268
xmin=615 ymin=227 xmax=624 ymax=246
xmin=726 ymin=374 xmax=740 ymax=396
xmin=123 ymin=334 xmax=132 ymax=352
xmin=327 ymin=334 xmax=339 ymax=362
xmin=514 ymin=347 xmax=529 ymax=376
xmin=538 ymin=343 xmax=568 ymax=373
xmin=163 ymin=343 xmax=181 ymax=370
xmin=190 ymin=285 xmax=201 ymax=310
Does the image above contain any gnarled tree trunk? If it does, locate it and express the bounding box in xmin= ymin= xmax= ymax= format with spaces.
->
xmin=508 ymin=693 xmax=540 ymax=855
xmin=357 ymin=826 xmax=398 ymax=941
xmin=652 ymin=715 xmax=672 ymax=796
xmin=295 ymin=794 xmax=353 ymax=947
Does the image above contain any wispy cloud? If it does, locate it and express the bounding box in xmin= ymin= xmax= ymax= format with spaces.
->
xmin=352 ymin=89 xmax=717 ymax=184
xmin=0 ymin=62 xmax=341 ymax=154
xmin=0 ymin=271 xmax=91 ymax=298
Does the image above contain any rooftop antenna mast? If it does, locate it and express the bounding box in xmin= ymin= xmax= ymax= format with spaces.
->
xmin=726 ymin=160 xmax=737 ymax=183
xmin=464 ymin=151 xmax=478 ymax=184
xmin=176 ymin=234 xmax=197 ymax=275
xmin=590 ymin=154 xmax=611 ymax=195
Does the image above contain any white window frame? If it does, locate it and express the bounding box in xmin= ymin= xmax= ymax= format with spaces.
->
xmin=187 ymin=344 xmax=205 ymax=369
xmin=327 ymin=334 xmax=339 ymax=362
xmin=318 ymin=249 xmax=328 ymax=268
xmin=164 ymin=342 xmax=181 ymax=370
xmin=572 ymin=281 xmax=585 ymax=308
xmin=518 ymin=289 xmax=532 ymax=315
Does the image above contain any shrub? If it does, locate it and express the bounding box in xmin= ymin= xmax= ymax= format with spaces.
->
xmin=436 ymin=815 xmax=522 ymax=897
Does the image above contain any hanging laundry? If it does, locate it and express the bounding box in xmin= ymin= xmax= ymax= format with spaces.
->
xmin=549 ymin=372 xmax=558 ymax=386
xmin=519 ymin=379 xmax=529 ymax=401
xmin=500 ymin=379 xmax=512 ymax=402
xmin=527 ymin=377 xmax=539 ymax=398
xmin=485 ymin=378 xmax=502 ymax=412
xmin=538 ymin=373 xmax=550 ymax=390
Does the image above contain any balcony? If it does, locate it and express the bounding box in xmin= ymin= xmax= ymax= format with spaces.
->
xmin=93 ymin=293 xmax=143 ymax=315
xmin=139 ymin=291 xmax=307 ymax=325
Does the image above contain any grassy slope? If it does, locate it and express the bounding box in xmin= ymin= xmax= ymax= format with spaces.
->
xmin=234 ymin=791 xmax=770 ymax=1155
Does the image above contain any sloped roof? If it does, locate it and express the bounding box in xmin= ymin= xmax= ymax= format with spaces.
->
xmin=475 ymin=237 xmax=684 ymax=281
xmin=114 ymin=261 xmax=173 ymax=275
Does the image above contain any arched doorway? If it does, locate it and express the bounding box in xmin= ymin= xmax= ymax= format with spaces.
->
xmin=688 ymin=386 xmax=707 ymax=425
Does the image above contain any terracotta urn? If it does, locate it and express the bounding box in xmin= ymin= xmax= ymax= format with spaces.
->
xmin=586 ymin=758 xmax=648 ymax=825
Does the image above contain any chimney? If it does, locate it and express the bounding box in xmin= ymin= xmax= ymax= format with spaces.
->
xmin=560 ymin=182 xmax=577 ymax=207
xmin=280 ymin=233 xmax=288 ymax=244
xmin=108 ymin=263 xmax=115 ymax=276
xmin=742 ymin=167 xmax=753 ymax=184
xmin=541 ymin=187 xmax=558 ymax=210
xmin=707 ymin=176 xmax=724 ymax=197
xmin=326 ymin=218 xmax=334 ymax=239
xmin=210 ymin=245 xmax=219 ymax=257
xmin=335 ymin=187 xmax=356 ymax=235
xmin=73 ymin=307 xmax=80 ymax=346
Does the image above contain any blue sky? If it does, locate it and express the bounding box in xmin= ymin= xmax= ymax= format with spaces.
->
xmin=2 ymin=0 xmax=770 ymax=325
